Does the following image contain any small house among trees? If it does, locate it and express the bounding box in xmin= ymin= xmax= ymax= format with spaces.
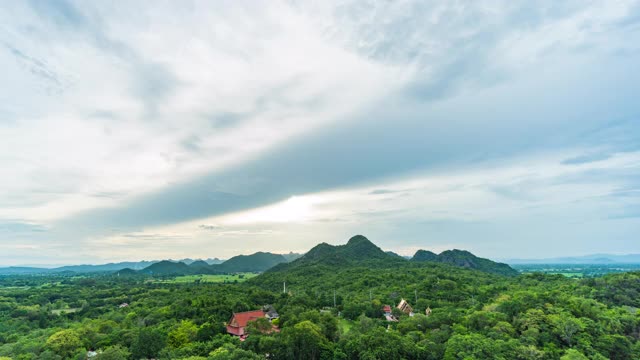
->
xmin=382 ymin=305 xmax=392 ymax=315
xmin=226 ymin=306 xmax=280 ymax=339
xmin=226 ymin=310 xmax=265 ymax=338
xmin=382 ymin=305 xmax=397 ymax=322
xmin=263 ymin=304 xmax=279 ymax=321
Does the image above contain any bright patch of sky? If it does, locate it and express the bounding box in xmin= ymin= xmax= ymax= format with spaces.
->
xmin=1 ymin=0 xmax=639 ymax=265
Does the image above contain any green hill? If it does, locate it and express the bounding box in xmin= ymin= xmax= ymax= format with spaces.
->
xmin=188 ymin=260 xmax=210 ymax=269
xmin=385 ymin=251 xmax=406 ymax=259
xmin=139 ymin=260 xmax=191 ymax=275
xmin=250 ymin=236 xmax=515 ymax=307
xmin=412 ymin=249 xmax=438 ymax=261
xmin=115 ymin=268 xmax=139 ymax=277
xmin=267 ymin=235 xmax=517 ymax=276
xmin=271 ymin=235 xmax=402 ymax=270
xmin=281 ymin=252 xmax=303 ymax=262
xmin=212 ymin=252 xmax=288 ymax=273
xmin=411 ymin=249 xmax=518 ymax=276
xmin=256 ymin=235 xmax=518 ymax=294
xmin=137 ymin=252 xmax=289 ymax=276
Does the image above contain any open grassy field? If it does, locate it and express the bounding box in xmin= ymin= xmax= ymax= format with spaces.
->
xmin=512 ymin=263 xmax=640 ymax=278
xmin=153 ymin=273 xmax=258 ymax=284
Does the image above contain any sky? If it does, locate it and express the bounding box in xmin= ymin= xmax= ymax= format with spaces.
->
xmin=1 ymin=0 xmax=640 ymax=266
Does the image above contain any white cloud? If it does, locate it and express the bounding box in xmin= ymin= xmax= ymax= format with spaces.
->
xmin=93 ymin=150 xmax=639 ymax=260
xmin=0 ymin=1 xmax=405 ymax=224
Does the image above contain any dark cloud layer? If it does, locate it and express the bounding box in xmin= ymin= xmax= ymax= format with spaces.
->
xmin=56 ymin=48 xmax=640 ymax=237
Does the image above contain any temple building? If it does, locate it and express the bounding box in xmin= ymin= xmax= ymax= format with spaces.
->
xmin=226 ymin=310 xmax=265 ymax=338
xmin=396 ymin=298 xmax=413 ymax=314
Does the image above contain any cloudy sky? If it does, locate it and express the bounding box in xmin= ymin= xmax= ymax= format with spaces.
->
xmin=1 ymin=0 xmax=639 ymax=266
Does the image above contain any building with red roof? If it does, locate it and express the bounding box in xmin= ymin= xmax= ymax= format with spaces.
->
xmin=382 ymin=305 xmax=398 ymax=322
xmin=226 ymin=310 xmax=266 ymax=337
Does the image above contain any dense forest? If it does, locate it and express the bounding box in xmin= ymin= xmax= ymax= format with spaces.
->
xmin=1 ymin=236 xmax=639 ymax=359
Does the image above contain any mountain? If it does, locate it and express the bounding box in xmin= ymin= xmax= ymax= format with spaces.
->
xmin=213 ymin=252 xmax=288 ymax=273
xmin=173 ymin=258 xmax=224 ymax=265
xmin=281 ymin=252 xmax=303 ymax=262
xmin=385 ymin=251 xmax=406 ymax=259
xmin=0 ymin=261 xmax=159 ymax=275
xmin=343 ymin=235 xmax=391 ymax=260
xmin=189 ymin=260 xmax=211 ymax=269
xmin=412 ymin=250 xmax=438 ymax=262
xmin=174 ymin=258 xmax=196 ymax=265
xmin=269 ymin=235 xmax=403 ymax=271
xmin=411 ymin=249 xmax=518 ymax=276
xmin=138 ymin=261 xmax=191 ymax=275
xmin=54 ymin=261 xmax=157 ymax=273
xmin=115 ymin=268 xmax=139 ymax=276
xmin=267 ymin=235 xmax=516 ymax=276
xmin=1 ymin=237 xmax=521 ymax=277
xmin=1 ymin=253 xmax=281 ymax=276
xmin=505 ymin=254 xmax=640 ymax=264
xmin=0 ymin=266 xmax=50 ymax=275
xmin=132 ymin=252 xmax=289 ymax=276
xmin=206 ymin=258 xmax=225 ymax=265
xmin=251 ymin=235 xmax=518 ymax=294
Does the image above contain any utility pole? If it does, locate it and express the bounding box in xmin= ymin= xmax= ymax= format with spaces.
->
xmin=333 ymin=290 xmax=336 ymax=308
xmin=283 ymin=281 xmax=286 ymax=294
xmin=415 ymin=289 xmax=418 ymax=304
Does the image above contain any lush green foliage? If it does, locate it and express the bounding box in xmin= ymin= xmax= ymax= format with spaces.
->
xmin=1 ymin=239 xmax=639 ymax=359
xmin=273 ymin=235 xmax=518 ymax=276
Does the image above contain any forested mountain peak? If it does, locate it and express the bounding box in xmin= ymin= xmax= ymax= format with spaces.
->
xmin=266 ymin=235 xmax=519 ymax=277
xmin=411 ymin=248 xmax=518 ymax=276
xmin=188 ymin=260 xmax=210 ymax=268
xmin=343 ymin=235 xmax=388 ymax=259
xmin=115 ymin=268 xmax=137 ymax=276
xmin=281 ymin=252 xmax=303 ymax=262
xmin=139 ymin=260 xmax=190 ymax=275
xmin=303 ymin=243 xmax=337 ymax=260
xmin=346 ymin=234 xmax=370 ymax=246
xmin=269 ymin=236 xmax=402 ymax=271
xmin=412 ymin=249 xmax=438 ymax=261
xmin=212 ymin=252 xmax=288 ymax=273
xmin=440 ymin=249 xmax=474 ymax=257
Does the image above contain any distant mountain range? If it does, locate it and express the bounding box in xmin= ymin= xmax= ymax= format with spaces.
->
xmin=0 ymin=254 xmax=289 ymax=275
xmin=505 ymin=254 xmax=640 ymax=264
xmin=2 ymin=235 xmax=565 ymax=277
xmin=267 ymin=235 xmax=517 ymax=276
xmin=0 ymin=261 xmax=159 ymax=275
xmin=178 ymin=258 xmax=225 ymax=265
xmin=411 ymin=249 xmax=518 ymax=276
xmin=129 ymin=252 xmax=290 ymax=275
